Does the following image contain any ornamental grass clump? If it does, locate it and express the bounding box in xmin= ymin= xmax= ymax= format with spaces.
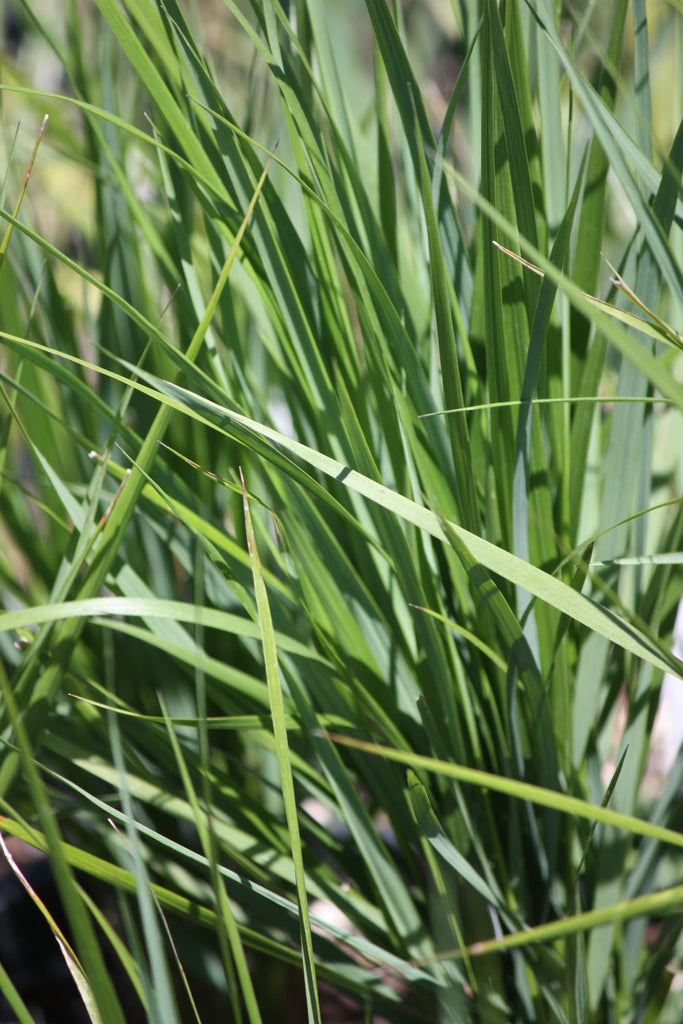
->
xmin=0 ymin=1 xmax=682 ymax=1021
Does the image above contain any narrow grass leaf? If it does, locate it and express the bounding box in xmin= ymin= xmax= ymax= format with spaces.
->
xmin=0 ymin=151 xmax=271 ymax=799
xmin=533 ymin=0 xmax=683 ymax=308
xmin=0 ymin=114 xmax=47 ymax=266
xmin=407 ymin=771 xmax=517 ymax=922
xmin=158 ymin=695 xmax=263 ymax=1024
xmin=323 ymin=734 xmax=683 ymax=852
xmin=0 ymin=956 xmax=35 ymax=1024
xmin=146 ymin=380 xmax=683 ymax=680
xmin=451 ymin=881 xmax=683 ymax=960
xmin=0 ymin=679 xmax=127 ymax=1021
xmin=0 ymin=834 xmax=99 ymax=1023
xmin=241 ymin=470 xmax=321 ymax=1024
xmin=413 ymin=97 xmax=478 ymax=532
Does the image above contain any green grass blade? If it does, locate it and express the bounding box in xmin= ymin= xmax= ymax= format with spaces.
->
xmin=324 ymin=734 xmax=683 ymax=852
xmin=145 ymin=379 xmax=683 ymax=681
xmin=534 ymin=0 xmax=683 ymax=308
xmin=413 ymin=99 xmax=478 ymax=532
xmin=0 ymin=154 xmax=271 ymax=800
xmin=158 ymin=694 xmax=263 ymax=1024
xmin=0 ymin=954 xmax=38 ymax=1024
xmin=241 ymin=471 xmax=322 ymax=1024
xmin=0 ymin=679 xmax=127 ymax=1022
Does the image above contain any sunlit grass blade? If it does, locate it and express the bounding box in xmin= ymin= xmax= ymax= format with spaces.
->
xmin=3 ymin=0 xmax=683 ymax=1017
xmin=493 ymin=242 xmax=683 ymax=349
xmin=158 ymin=694 xmax=263 ymax=1024
xmin=438 ymin=879 xmax=683 ymax=961
xmin=322 ymin=734 xmax=683 ymax=852
xmin=0 ymin=150 xmax=272 ymax=799
xmin=443 ymin=164 xmax=683 ymax=411
xmin=0 ymin=114 xmax=47 ymax=267
xmin=0 ymin=804 xmax=433 ymax=994
xmin=241 ymin=470 xmax=321 ymax=1024
xmin=106 ymin=681 xmax=181 ymax=1024
xmin=405 ymin=772 xmax=480 ymax=1014
xmin=143 ymin=379 xmax=683 ymax=680
xmin=0 ymin=833 xmax=103 ymax=1024
xmin=533 ymin=0 xmax=683 ymax=308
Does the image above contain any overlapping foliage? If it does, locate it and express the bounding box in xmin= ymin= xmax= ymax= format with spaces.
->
xmin=1 ymin=0 xmax=682 ymax=1021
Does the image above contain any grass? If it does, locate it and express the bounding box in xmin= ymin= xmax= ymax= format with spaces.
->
xmin=0 ymin=0 xmax=682 ymax=1021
